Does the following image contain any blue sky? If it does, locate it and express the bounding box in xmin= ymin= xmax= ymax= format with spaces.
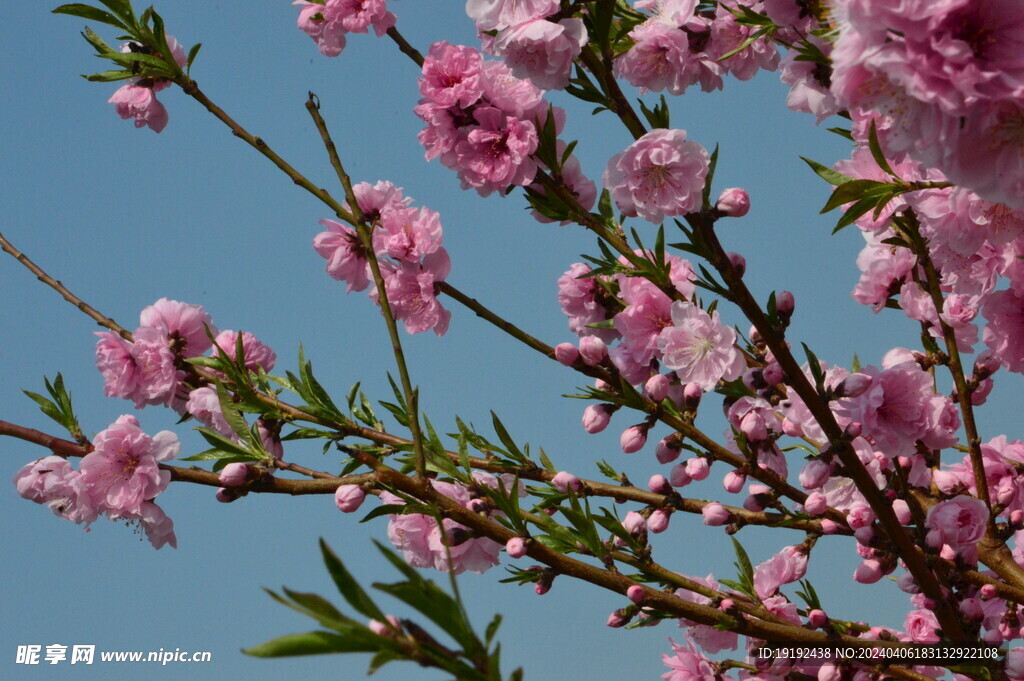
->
xmin=2 ymin=2 xmax=1018 ymax=680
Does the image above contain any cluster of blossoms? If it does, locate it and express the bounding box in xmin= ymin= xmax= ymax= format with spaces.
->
xmin=14 ymin=415 xmax=179 ymax=549
xmin=828 ymin=0 xmax=1024 ymax=210
xmin=614 ymin=0 xmax=780 ymax=96
xmin=294 ymin=0 xmax=395 ymax=57
xmin=466 ymin=0 xmax=586 ymax=91
xmin=107 ymin=36 xmax=186 ymax=133
xmin=834 ymin=110 xmax=1024 ymax=378
xmin=415 ymin=40 xmax=585 ymax=197
xmin=313 ymin=180 xmax=452 ymax=335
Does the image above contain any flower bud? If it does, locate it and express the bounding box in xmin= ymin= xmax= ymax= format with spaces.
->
xmin=808 ymin=609 xmax=827 ymax=628
xmin=685 ymin=457 xmax=710 ymax=481
xmin=702 ymin=502 xmax=731 ymax=526
xmin=775 ymin=290 xmax=795 ymax=319
xmin=892 ymin=499 xmax=911 ymax=525
xmin=971 ymin=377 xmax=994 ymax=406
xmin=846 ymin=504 xmax=875 ymax=529
xmin=854 ymin=527 xmax=875 ymax=546
xmin=748 ymin=325 xmax=763 ymax=346
xmin=1006 ymin=648 xmax=1024 ymax=680
xmin=656 ymin=437 xmax=682 ymax=464
xmin=853 ymin=559 xmax=883 ymax=584
xmin=578 ymin=336 xmax=607 ymax=366
xmin=799 ymin=459 xmax=830 ymax=489
xmin=932 ymin=469 xmax=964 ymax=494
xmin=782 ymin=417 xmax=803 ymax=437
xmin=623 ymin=511 xmax=647 ymax=537
xmin=648 ymin=474 xmax=672 ymax=495
xmin=648 ymin=509 xmax=670 ymax=533
xmin=669 ymin=463 xmax=692 ymax=488
xmin=803 ymin=492 xmax=827 ymax=516
xmin=743 ymin=494 xmax=765 ymax=512
xmin=606 ymin=611 xmax=628 ymax=628
xmin=896 ymin=573 xmax=920 ymax=594
xmin=818 ymin=662 xmax=840 ymax=681
xmin=845 ymin=421 xmax=863 ymax=438
xmin=998 ymin=485 xmax=1016 ymax=506
xmin=960 ymin=597 xmax=984 ymax=620
xmin=837 ymin=373 xmax=872 ymax=398
xmin=820 ymin=519 xmax=839 ymax=535
xmin=554 ymin=342 xmax=579 ymax=366
xmin=980 ymin=584 xmax=998 ymax=601
xmin=218 ymin=462 xmax=250 ymax=487
xmin=620 ymin=425 xmax=648 ymax=453
xmin=369 ymin=615 xmax=402 ymax=637
xmin=740 ymin=412 xmax=768 ymax=442
xmin=925 ymin=528 xmax=943 ymax=548
xmin=627 ymin=585 xmax=646 ymax=604
xmin=682 ymin=382 xmax=703 ymax=409
xmin=727 ymin=252 xmax=746 ymax=277
xmin=762 ymin=363 xmax=784 ymax=385
xmin=645 ymin=373 xmax=670 ymax=402
xmin=552 ymin=471 xmax=583 ymax=494
xmin=594 ymin=379 xmax=613 ymax=392
xmin=468 ymin=498 xmax=489 ymax=514
xmin=723 ymin=470 xmax=746 ymax=494
xmin=534 ymin=582 xmax=550 ymax=595
xmin=1012 ymin=510 xmax=1024 ymax=529
xmin=215 ymin=487 xmax=238 ymax=503
xmin=334 ymin=484 xmax=366 ymax=513
xmin=506 ymin=537 xmax=528 ymax=559
xmin=719 ymin=598 xmax=735 ymax=611
xmin=582 ymin=404 xmax=613 ymax=434
xmin=716 ymin=187 xmax=750 ymax=217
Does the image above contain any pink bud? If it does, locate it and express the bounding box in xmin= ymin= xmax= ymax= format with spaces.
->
xmin=594 ymin=379 xmax=613 ymax=392
xmin=468 ymin=498 xmax=489 ymax=514
xmin=334 ymin=484 xmax=366 ymax=513
xmin=218 ymin=462 xmax=250 ymax=487
xmin=506 ymin=537 xmax=528 ymax=559
xmin=762 ymin=363 xmax=784 ymax=385
xmin=369 ymin=615 xmax=401 ymax=637
xmin=740 ymin=412 xmax=768 ymax=442
xmin=845 ymin=421 xmax=863 ymax=438
xmin=938 ymin=543 xmax=957 ymax=561
xmin=803 ymin=492 xmax=827 ymax=516
xmin=554 ymin=342 xmax=579 ymax=366
xmin=606 ymin=611 xmax=627 ymax=627
xmin=534 ymin=582 xmax=550 ymax=595
xmin=960 ymin=597 xmax=984 ymax=620
xmin=578 ymin=336 xmax=607 ymax=366
xmin=726 ymin=252 xmax=746 ymax=277
xmin=896 ymin=573 xmax=920 ymax=594
xmin=627 ymin=585 xmax=646 ymax=604
xmin=716 ymin=187 xmax=750 ymax=217
xmin=743 ymin=494 xmax=765 ymax=512
xmin=582 ymin=404 xmax=613 ymax=434
xmin=648 ymin=509 xmax=671 ymax=533
xmin=971 ymin=377 xmax=994 ymax=406
xmin=723 ymin=470 xmax=746 ymax=494
xmin=837 ymin=373 xmax=872 ymax=398
xmin=820 ymin=519 xmax=839 ymax=535
xmin=669 ymin=463 xmax=692 ymax=488
xmin=818 ymin=662 xmax=840 ymax=681
xmin=748 ymin=326 xmax=762 ymax=345
xmin=853 ymin=559 xmax=883 ymax=584
xmin=685 ymin=457 xmax=710 ymax=481
xmin=620 ymin=425 xmax=648 ymax=453
xmin=552 ymin=471 xmax=583 ymax=494
xmin=648 ymin=474 xmax=672 ymax=495
xmin=656 ymin=437 xmax=682 ymax=464
xmin=854 ymin=527 xmax=875 ymax=545
xmin=775 ymin=290 xmax=795 ymax=318
xmin=782 ymin=417 xmax=803 ymax=437
xmin=808 ymin=609 xmax=827 ymax=628
xmin=799 ymin=460 xmax=830 ymax=489
xmin=998 ymin=486 xmax=1016 ymax=506
xmin=645 ymin=374 xmax=670 ymax=402
xmin=719 ymin=598 xmax=735 ymax=611
xmin=980 ymin=584 xmax=998 ymax=601
xmin=926 ymin=528 xmax=943 ymax=548
xmin=892 ymin=499 xmax=911 ymax=525
xmin=683 ymin=382 xmax=703 ymax=408
xmin=215 ymin=487 xmax=237 ymax=503
xmin=702 ymin=502 xmax=731 ymax=526
xmin=623 ymin=511 xmax=647 ymax=537
xmin=1012 ymin=510 xmax=1024 ymax=528
xmin=846 ymin=504 xmax=875 ymax=529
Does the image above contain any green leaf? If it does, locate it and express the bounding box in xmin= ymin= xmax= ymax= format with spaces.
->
xmin=731 ymin=536 xmax=754 ymax=585
xmin=319 ymin=539 xmax=388 ymax=623
xmin=867 ymin=120 xmax=896 ymax=177
xmin=703 ymin=144 xmax=720 ymax=209
xmin=53 ymin=3 xmax=128 ymax=29
xmin=186 ymin=42 xmax=201 ymax=73
xmin=820 ymin=179 xmax=891 ymax=214
xmin=490 ymin=411 xmax=524 ymax=461
xmin=801 ymin=157 xmax=853 ymax=187
xmin=243 ymin=631 xmax=374 ymax=658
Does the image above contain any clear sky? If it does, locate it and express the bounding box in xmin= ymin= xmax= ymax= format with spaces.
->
xmin=2 ymin=2 xmax=1018 ymax=680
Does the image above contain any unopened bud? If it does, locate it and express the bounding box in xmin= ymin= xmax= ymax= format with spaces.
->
xmin=723 ymin=470 xmax=746 ymax=494
xmin=808 ymin=609 xmax=827 ymax=628
xmin=648 ymin=509 xmax=671 ymax=533
xmin=803 ymin=492 xmax=827 ymax=516
xmin=369 ymin=615 xmax=402 ymax=637
xmin=702 ymin=502 xmax=731 ymax=526
xmin=648 ymin=474 xmax=672 ymax=495
xmin=998 ymin=486 xmax=1016 ymax=506
xmin=468 ymin=498 xmax=490 ymax=514
xmin=820 ymin=519 xmax=839 ymax=535
xmin=799 ymin=459 xmax=830 ymax=489
xmin=606 ymin=610 xmax=628 ymax=628
xmin=582 ymin=404 xmax=613 ymax=434
xmin=845 ymin=421 xmax=863 ymax=438
xmin=554 ymin=342 xmax=579 ymax=366
xmin=627 ymin=585 xmax=646 ymax=604
xmin=506 ymin=537 xmax=528 ymax=559
xmin=719 ymin=598 xmax=735 ymax=611
xmin=762 ymin=363 xmax=784 ymax=385
xmin=1012 ymin=510 xmax=1024 ymax=528
xmin=980 ymin=584 xmax=998 ymax=601
xmin=892 ymin=499 xmax=911 ymax=525
xmin=683 ymin=382 xmax=703 ymax=408
xmin=727 ymin=252 xmax=746 ymax=277
xmin=578 ymin=336 xmax=607 ymax=366
xmin=334 ymin=484 xmax=366 ymax=513
xmin=219 ymin=462 xmax=251 ymax=487
xmin=853 ymin=559 xmax=883 ymax=584
xmin=670 ymin=463 xmax=692 ymax=488
xmin=685 ymin=457 xmax=710 ymax=481
xmin=740 ymin=412 xmax=768 ymax=442
xmin=656 ymin=437 xmax=682 ymax=464
xmin=552 ymin=471 xmax=583 ymax=494
xmin=645 ymin=373 xmax=670 ymax=402
xmin=620 ymin=425 xmax=648 ymax=453
xmin=215 ymin=487 xmax=238 ymax=503
xmin=775 ymin=290 xmax=795 ymax=319
xmin=716 ymin=187 xmax=750 ymax=217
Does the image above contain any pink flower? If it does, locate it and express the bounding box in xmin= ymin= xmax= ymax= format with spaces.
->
xmin=925 ymin=495 xmax=988 ymax=552
xmin=983 ymin=289 xmax=1024 ymax=373
xmin=334 ymin=0 xmax=395 ymax=35
xmin=452 ymin=107 xmax=539 ymax=196
xmin=80 ymin=415 xmax=179 ymax=518
xmin=211 ymin=330 xmax=277 ymax=373
xmin=13 ymin=456 xmax=98 ymax=526
xmin=371 ymin=249 xmax=452 ymax=336
xmin=753 ymin=546 xmax=808 ymax=600
xmin=295 ymin=1 xmax=347 ymax=56
xmin=108 ymin=84 xmax=168 ymax=133
xmin=659 ymin=301 xmax=744 ymax=391
xmin=95 ymin=331 xmax=138 ymax=400
xmin=557 ymin=263 xmax=617 ymax=340
xmin=185 ymin=386 xmax=233 ymax=437
xmin=603 ymin=129 xmax=710 ymax=224
xmin=419 ymin=41 xmax=484 ymax=108
xmin=139 ymin=298 xmax=216 ymax=358
xmin=373 ymin=206 xmax=444 ymax=262
xmin=716 ymin=187 xmax=750 ymax=217
xmin=127 ymin=326 xmax=182 ymax=409
xmin=615 ymin=22 xmax=697 ymax=96
xmin=661 ymin=636 xmax=716 ymax=681
xmin=707 ymin=1 xmax=779 ymax=81
xmin=138 ymin=501 xmax=177 ymax=550
xmin=836 ymin=363 xmax=935 ymax=458
xmin=493 ymin=18 xmax=587 ymax=90
xmin=614 ymin=278 xmax=674 ymax=366
xmin=314 ymin=219 xmax=371 ymax=292
xmin=466 ymin=0 xmax=559 ymax=31
xmin=904 ymin=609 xmax=941 ymax=643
